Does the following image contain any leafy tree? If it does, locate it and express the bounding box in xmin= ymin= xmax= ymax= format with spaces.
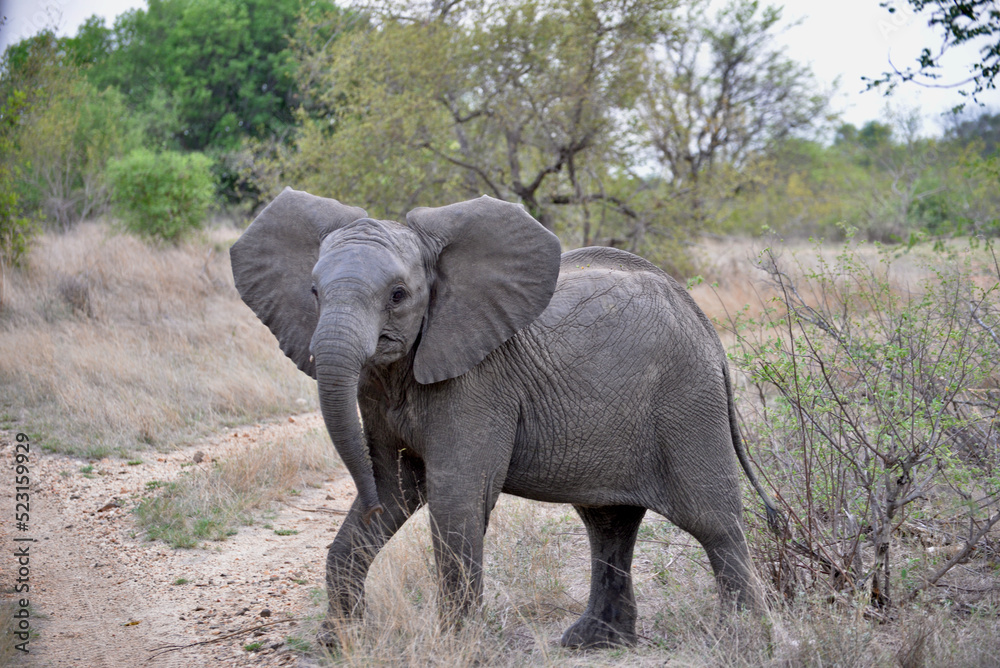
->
xmin=0 ymin=33 xmax=51 ymax=271
xmin=945 ymin=109 xmax=1000 ymax=155
xmin=82 ymin=0 xmax=341 ymax=152
xmin=951 ymin=147 xmax=1000 ymax=235
xmin=63 ymin=15 xmax=114 ymax=67
xmin=866 ymin=0 xmax=1000 ymax=105
xmin=0 ymin=89 xmax=37 ymax=273
xmin=833 ymin=120 xmax=894 ymax=168
xmin=840 ymin=113 xmax=973 ymax=241
xmin=280 ymin=0 xmax=662 ymax=235
xmin=265 ymin=0 xmax=833 ymax=273
xmin=726 ymin=110 xmax=1000 ymax=241
xmin=16 ymin=73 xmax=134 ymax=229
xmin=1 ymin=30 xmax=61 ymax=101
xmin=446 ymin=0 xmax=657 ymax=234
xmin=718 ymin=138 xmax=865 ymax=239
xmin=856 ymin=120 xmax=894 ymax=150
xmin=1 ymin=31 xmax=136 ymax=230
xmin=639 ymin=0 xmax=829 ymax=237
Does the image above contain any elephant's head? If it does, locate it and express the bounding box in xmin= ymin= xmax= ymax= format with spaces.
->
xmin=230 ymin=188 xmax=561 ymax=523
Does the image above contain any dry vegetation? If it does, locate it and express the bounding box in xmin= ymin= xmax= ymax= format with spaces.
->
xmin=688 ymin=236 xmax=947 ymax=329
xmin=0 ymin=219 xmax=316 ymax=457
xmin=135 ymin=426 xmax=339 ymax=548
xmin=304 ymin=496 xmax=1000 ymax=667
xmin=0 ymin=596 xmax=26 ymax=666
xmin=3 ymin=222 xmax=998 ymax=665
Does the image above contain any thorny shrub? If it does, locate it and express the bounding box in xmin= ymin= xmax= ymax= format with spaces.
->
xmin=726 ymin=235 xmax=1000 ymax=611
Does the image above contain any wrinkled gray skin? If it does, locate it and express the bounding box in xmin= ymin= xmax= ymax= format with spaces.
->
xmin=231 ymin=188 xmax=778 ymax=649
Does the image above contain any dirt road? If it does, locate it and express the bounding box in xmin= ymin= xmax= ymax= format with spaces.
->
xmin=2 ymin=413 xmax=354 ymax=667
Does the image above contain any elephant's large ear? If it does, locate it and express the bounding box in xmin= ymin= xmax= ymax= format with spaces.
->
xmin=406 ymin=195 xmax=561 ymax=384
xmin=230 ymin=187 xmax=367 ymax=378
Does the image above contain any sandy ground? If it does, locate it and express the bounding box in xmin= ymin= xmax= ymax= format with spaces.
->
xmin=1 ymin=413 xmax=354 ymax=667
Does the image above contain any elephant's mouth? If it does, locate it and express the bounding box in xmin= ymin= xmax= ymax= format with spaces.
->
xmin=375 ymin=334 xmax=406 ymax=359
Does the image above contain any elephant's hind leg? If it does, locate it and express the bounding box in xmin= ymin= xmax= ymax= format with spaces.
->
xmin=700 ymin=523 xmax=761 ymax=610
xmin=652 ymin=417 xmax=763 ymax=612
xmin=560 ymin=505 xmax=646 ymax=649
xmin=667 ymin=504 xmax=762 ymax=611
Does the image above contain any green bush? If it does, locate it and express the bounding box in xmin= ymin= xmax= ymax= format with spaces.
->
xmin=106 ymin=148 xmax=214 ymax=242
xmin=729 ymin=236 xmax=1000 ymax=608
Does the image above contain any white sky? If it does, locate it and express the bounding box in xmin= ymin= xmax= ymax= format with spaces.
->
xmin=776 ymin=0 xmax=998 ymax=134
xmin=1 ymin=0 xmax=997 ymax=134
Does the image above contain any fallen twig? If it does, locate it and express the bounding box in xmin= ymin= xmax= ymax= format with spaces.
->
xmin=932 ymin=582 xmax=1000 ymax=593
xmin=146 ymin=618 xmax=304 ymax=662
xmin=287 ymin=504 xmax=350 ymax=515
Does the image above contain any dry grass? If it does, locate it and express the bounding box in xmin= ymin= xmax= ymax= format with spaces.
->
xmin=0 ymin=219 xmax=316 ymax=457
xmin=311 ymin=499 xmax=583 ymax=666
xmin=689 ymin=235 xmax=997 ymax=321
xmin=135 ymin=426 xmax=339 ymax=547
xmin=298 ymin=496 xmax=1000 ymax=666
xmin=0 ymin=594 xmax=28 ymax=666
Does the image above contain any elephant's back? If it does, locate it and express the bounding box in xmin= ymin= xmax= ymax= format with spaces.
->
xmin=537 ymin=246 xmax=716 ymax=344
xmin=558 ymin=246 xmax=666 ymax=276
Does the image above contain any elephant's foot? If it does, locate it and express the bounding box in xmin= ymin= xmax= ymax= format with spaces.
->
xmin=316 ymin=618 xmax=340 ymax=647
xmin=560 ymin=612 xmax=636 ymax=649
xmin=316 ymin=615 xmax=359 ymax=648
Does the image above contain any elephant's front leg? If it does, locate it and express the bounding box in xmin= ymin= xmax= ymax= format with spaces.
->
xmin=426 ymin=455 xmax=509 ymax=623
xmin=319 ymin=451 xmax=424 ymax=645
xmin=428 ymin=498 xmax=487 ymax=622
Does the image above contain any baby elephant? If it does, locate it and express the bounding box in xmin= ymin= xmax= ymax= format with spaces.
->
xmin=230 ymin=189 xmax=777 ymax=648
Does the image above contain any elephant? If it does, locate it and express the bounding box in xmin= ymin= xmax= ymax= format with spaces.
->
xmin=230 ymin=187 xmax=779 ymax=649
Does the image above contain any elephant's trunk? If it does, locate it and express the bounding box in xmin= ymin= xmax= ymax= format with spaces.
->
xmin=313 ymin=310 xmax=384 ymax=525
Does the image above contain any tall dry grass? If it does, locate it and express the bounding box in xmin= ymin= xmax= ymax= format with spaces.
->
xmin=688 ymin=236 xmax=951 ymax=325
xmin=315 ymin=498 xmax=585 ymax=666
xmin=0 ymin=220 xmax=316 ymax=456
xmin=303 ymin=495 xmax=1000 ymax=666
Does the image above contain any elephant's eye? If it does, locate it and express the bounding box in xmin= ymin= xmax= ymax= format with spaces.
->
xmin=310 ymin=284 xmax=318 ymax=298
xmin=389 ymin=286 xmax=407 ymax=305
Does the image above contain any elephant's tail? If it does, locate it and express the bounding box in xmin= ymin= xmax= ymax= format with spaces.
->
xmin=723 ymin=362 xmax=786 ymax=537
